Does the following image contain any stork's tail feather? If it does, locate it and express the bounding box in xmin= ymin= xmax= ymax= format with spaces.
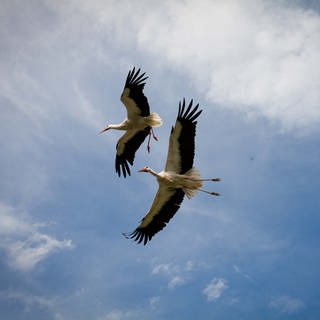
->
xmin=147 ymin=112 xmax=163 ymax=127
xmin=185 ymin=167 xmax=202 ymax=181
xmin=183 ymin=168 xmax=203 ymax=199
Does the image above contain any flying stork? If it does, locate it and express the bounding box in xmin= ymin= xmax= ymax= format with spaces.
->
xmin=124 ymin=99 xmax=220 ymax=245
xmin=99 ymin=67 xmax=162 ymax=178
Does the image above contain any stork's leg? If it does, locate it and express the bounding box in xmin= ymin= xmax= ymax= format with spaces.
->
xmin=186 ymin=178 xmax=221 ymax=182
xmin=146 ymin=128 xmax=158 ymax=153
xmin=147 ymin=132 xmax=152 ymax=153
xmin=151 ymin=127 xmax=158 ymax=141
xmin=199 ymin=189 xmax=220 ymax=196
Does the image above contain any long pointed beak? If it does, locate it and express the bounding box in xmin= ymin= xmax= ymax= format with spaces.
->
xmin=138 ymin=168 xmax=147 ymax=172
xmin=98 ymin=127 xmax=109 ymax=135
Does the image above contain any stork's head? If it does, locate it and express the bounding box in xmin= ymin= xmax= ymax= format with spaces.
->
xmin=98 ymin=125 xmax=110 ymax=134
xmin=138 ymin=166 xmax=150 ymax=173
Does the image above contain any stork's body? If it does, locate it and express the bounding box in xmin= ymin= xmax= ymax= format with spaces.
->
xmin=107 ymin=115 xmax=160 ymax=132
xmin=124 ymin=99 xmax=220 ymax=245
xmin=146 ymin=168 xmax=204 ymax=199
xmin=100 ymin=67 xmax=162 ymax=177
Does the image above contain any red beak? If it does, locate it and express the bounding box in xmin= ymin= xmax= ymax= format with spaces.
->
xmin=138 ymin=168 xmax=147 ymax=172
xmin=98 ymin=127 xmax=109 ymax=134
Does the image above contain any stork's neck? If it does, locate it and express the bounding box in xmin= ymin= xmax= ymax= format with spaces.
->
xmin=108 ymin=122 xmax=127 ymax=130
xmin=148 ymin=168 xmax=159 ymax=178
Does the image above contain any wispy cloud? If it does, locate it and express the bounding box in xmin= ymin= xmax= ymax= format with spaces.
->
xmin=203 ymin=278 xmax=228 ymax=302
xmin=0 ymin=202 xmax=73 ymax=271
xmin=98 ymin=309 xmax=142 ymax=320
xmin=71 ymin=80 xmax=105 ymax=130
xmin=233 ymin=264 xmax=254 ymax=282
xmin=269 ymin=295 xmax=305 ymax=314
xmin=151 ymin=259 xmax=210 ymax=290
xmin=98 ymin=310 xmax=125 ymax=320
xmin=0 ymin=289 xmax=58 ymax=311
xmin=151 ymin=262 xmax=178 ymax=275
xmin=149 ymin=296 xmax=161 ymax=309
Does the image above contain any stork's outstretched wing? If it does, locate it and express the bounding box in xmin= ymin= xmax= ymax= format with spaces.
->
xmin=115 ymin=127 xmax=151 ymax=178
xmin=165 ymin=99 xmax=202 ymax=174
xmin=124 ymin=184 xmax=185 ymax=245
xmin=120 ymin=67 xmax=150 ymax=119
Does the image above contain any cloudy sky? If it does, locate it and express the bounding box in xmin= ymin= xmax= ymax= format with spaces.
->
xmin=1 ymin=0 xmax=320 ymax=319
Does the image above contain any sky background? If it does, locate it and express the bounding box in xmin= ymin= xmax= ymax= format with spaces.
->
xmin=1 ymin=0 xmax=320 ymax=319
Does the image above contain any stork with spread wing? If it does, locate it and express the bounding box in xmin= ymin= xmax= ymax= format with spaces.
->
xmin=124 ymin=99 xmax=220 ymax=245
xmin=100 ymin=67 xmax=162 ymax=177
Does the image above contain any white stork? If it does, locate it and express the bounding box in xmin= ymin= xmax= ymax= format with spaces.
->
xmin=124 ymin=99 xmax=220 ymax=245
xmin=99 ymin=67 xmax=162 ymax=178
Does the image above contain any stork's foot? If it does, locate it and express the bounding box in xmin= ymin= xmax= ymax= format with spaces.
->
xmin=211 ymin=178 xmax=221 ymax=182
xmin=211 ymin=192 xmax=220 ymax=196
xmin=151 ymin=127 xmax=158 ymax=141
xmin=147 ymin=132 xmax=151 ymax=153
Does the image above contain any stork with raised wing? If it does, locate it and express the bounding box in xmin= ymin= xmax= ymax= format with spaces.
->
xmin=99 ymin=67 xmax=162 ymax=177
xmin=124 ymin=99 xmax=220 ymax=245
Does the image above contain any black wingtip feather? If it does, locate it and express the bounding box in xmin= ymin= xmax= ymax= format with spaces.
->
xmin=115 ymin=157 xmax=131 ymax=178
xmin=125 ymin=67 xmax=149 ymax=88
xmin=130 ymin=68 xmax=140 ymax=83
xmin=179 ymin=98 xmax=186 ymax=118
xmin=175 ymin=99 xmax=203 ymax=174
xmin=124 ymin=189 xmax=185 ymax=245
xmin=115 ymin=129 xmax=150 ymax=177
xmin=189 ymin=109 xmax=203 ymax=122
xmin=183 ymin=99 xmax=193 ymax=117
xmin=123 ymin=230 xmax=148 ymax=246
xmin=134 ymin=72 xmax=146 ymax=83
xmin=124 ymin=161 xmax=130 ymax=176
xmin=177 ymin=99 xmax=203 ymax=123
xmin=185 ymin=103 xmax=199 ymax=119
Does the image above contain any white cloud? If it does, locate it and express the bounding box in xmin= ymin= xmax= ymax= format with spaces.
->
xmin=6 ymin=232 xmax=73 ymax=272
xmin=0 ymin=202 xmax=73 ymax=272
xmin=1 ymin=1 xmax=319 ymax=146
xmin=269 ymin=295 xmax=305 ymax=314
xmin=136 ymin=0 xmax=320 ymax=130
xmin=203 ymin=278 xmax=228 ymax=302
xmin=168 ymin=275 xmax=185 ymax=289
xmin=151 ymin=262 xmax=184 ymax=289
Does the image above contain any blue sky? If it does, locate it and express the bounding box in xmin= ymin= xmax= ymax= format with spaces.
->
xmin=1 ymin=0 xmax=320 ymax=319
